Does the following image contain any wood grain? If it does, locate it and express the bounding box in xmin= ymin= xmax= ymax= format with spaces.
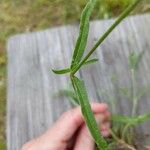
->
xmin=7 ymin=14 xmax=150 ymax=150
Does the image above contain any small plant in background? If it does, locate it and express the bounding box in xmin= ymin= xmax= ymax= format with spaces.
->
xmin=108 ymin=51 xmax=150 ymax=149
xmin=52 ymin=0 xmax=147 ymax=149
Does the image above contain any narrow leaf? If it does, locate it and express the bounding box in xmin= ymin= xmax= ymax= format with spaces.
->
xmin=136 ymin=113 xmax=150 ymax=124
xmin=84 ymin=58 xmax=99 ymax=66
xmin=71 ymin=0 xmax=97 ymax=68
xmin=112 ymin=115 xmax=135 ymax=124
xmin=72 ymin=76 xmax=107 ymax=149
xmin=112 ymin=113 xmax=150 ymax=125
xmin=52 ymin=68 xmax=71 ymax=74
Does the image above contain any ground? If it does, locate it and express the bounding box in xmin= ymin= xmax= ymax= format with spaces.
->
xmin=0 ymin=0 xmax=150 ymax=149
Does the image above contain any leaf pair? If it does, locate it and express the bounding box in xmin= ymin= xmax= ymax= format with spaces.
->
xmin=72 ymin=76 xmax=108 ymax=150
xmin=52 ymin=58 xmax=98 ymax=74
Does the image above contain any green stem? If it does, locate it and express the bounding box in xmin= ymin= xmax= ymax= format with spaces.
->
xmin=72 ymin=0 xmax=142 ymax=74
xmin=109 ymin=129 xmax=120 ymax=142
xmin=122 ymin=124 xmax=132 ymax=140
xmin=109 ymin=129 xmax=136 ymax=150
xmin=122 ymin=69 xmax=137 ymax=141
xmin=131 ymin=69 xmax=137 ymax=117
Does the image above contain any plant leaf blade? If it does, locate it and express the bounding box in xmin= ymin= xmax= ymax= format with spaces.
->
xmin=72 ymin=76 xmax=107 ymax=149
xmin=112 ymin=113 xmax=150 ymax=125
xmin=71 ymin=0 xmax=97 ymax=68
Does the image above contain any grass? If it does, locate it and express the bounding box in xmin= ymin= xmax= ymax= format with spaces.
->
xmin=0 ymin=0 xmax=149 ymax=149
xmin=0 ymin=51 xmax=6 ymax=149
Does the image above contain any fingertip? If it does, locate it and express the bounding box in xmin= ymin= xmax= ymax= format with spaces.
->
xmin=101 ymin=130 xmax=110 ymax=137
xmin=100 ymin=122 xmax=111 ymax=137
xmin=91 ymin=102 xmax=108 ymax=114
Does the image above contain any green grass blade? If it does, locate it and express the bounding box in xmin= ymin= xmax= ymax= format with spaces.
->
xmin=72 ymin=76 xmax=107 ymax=150
xmin=71 ymin=0 xmax=97 ymax=68
xmin=84 ymin=58 xmax=99 ymax=66
xmin=52 ymin=68 xmax=71 ymax=74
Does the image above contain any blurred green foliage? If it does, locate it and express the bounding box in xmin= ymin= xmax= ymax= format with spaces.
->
xmin=0 ymin=140 xmax=6 ymax=150
xmin=0 ymin=51 xmax=6 ymax=149
xmin=0 ymin=0 xmax=149 ymax=51
xmin=0 ymin=0 xmax=149 ymax=149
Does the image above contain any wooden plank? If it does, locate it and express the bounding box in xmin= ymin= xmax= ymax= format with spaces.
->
xmin=7 ymin=14 xmax=150 ymax=150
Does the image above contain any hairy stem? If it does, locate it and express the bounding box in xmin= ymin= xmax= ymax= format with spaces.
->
xmin=72 ymin=0 xmax=142 ymax=74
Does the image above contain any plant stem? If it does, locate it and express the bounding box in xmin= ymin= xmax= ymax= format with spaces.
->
xmin=72 ymin=0 xmax=142 ymax=74
xmin=109 ymin=129 xmax=136 ymax=150
xmin=131 ymin=69 xmax=138 ymax=117
xmin=122 ymin=124 xmax=132 ymax=140
xmin=122 ymin=69 xmax=137 ymax=142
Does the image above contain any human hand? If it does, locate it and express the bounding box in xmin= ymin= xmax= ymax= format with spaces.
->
xmin=22 ymin=103 xmax=110 ymax=150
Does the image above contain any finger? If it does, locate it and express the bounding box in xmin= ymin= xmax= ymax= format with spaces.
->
xmin=95 ymin=113 xmax=111 ymax=138
xmin=103 ymin=111 xmax=111 ymax=122
xmin=101 ymin=122 xmax=111 ymax=137
xmin=99 ymin=111 xmax=111 ymax=138
xmin=49 ymin=103 xmax=108 ymax=142
xmin=73 ymin=124 xmax=95 ymax=150
xmin=73 ymin=112 xmax=110 ymax=150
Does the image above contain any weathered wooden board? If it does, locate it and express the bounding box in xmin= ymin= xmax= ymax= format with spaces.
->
xmin=7 ymin=14 xmax=150 ymax=150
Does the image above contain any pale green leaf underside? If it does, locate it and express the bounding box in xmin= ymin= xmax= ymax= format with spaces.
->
xmin=72 ymin=76 xmax=107 ymax=149
xmin=71 ymin=0 xmax=97 ymax=68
